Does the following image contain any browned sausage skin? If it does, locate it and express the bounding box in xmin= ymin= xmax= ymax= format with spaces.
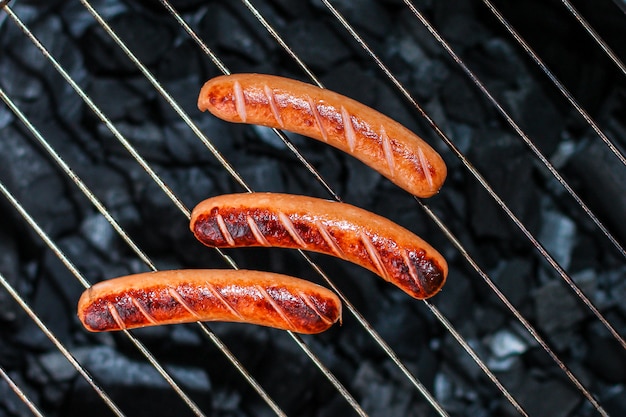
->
xmin=78 ymin=269 xmax=342 ymax=334
xmin=198 ymin=74 xmax=447 ymax=198
xmin=190 ymin=193 xmax=448 ymax=299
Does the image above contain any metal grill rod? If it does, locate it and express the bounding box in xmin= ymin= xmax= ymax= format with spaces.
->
xmin=74 ymin=1 xmax=369 ymax=414
xmin=481 ymin=0 xmax=626 ymax=169
xmin=164 ymin=1 xmax=530 ymax=415
xmin=158 ymin=1 xmax=530 ymax=415
xmin=0 ymin=182 xmax=126 ymax=417
xmin=4 ymin=1 xmax=616 ymax=414
xmin=0 ymin=9 xmax=284 ymax=416
xmin=245 ymin=0 xmax=618 ymax=413
xmin=0 ymin=42 xmax=288 ymax=414
xmin=397 ymin=0 xmax=626 ymax=347
xmin=416 ymin=199 xmax=610 ymax=417
xmin=155 ymin=1 xmax=449 ymax=414
xmin=277 ymin=1 xmax=617 ymax=413
xmin=314 ymin=0 xmax=603 ymax=413
xmin=153 ymin=4 xmax=430 ymax=409
xmin=560 ymin=0 xmax=626 ymax=77
xmin=203 ymin=1 xmax=532 ymax=414
xmin=0 ymin=364 xmax=45 ymax=417
xmin=315 ymin=0 xmax=626 ymax=356
xmin=4 ymin=4 xmax=366 ymax=415
xmin=401 ymin=0 xmax=626 ymax=260
xmin=157 ymin=0 xmax=341 ymax=202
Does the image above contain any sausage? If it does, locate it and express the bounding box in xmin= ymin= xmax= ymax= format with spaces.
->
xmin=77 ymin=269 xmax=342 ymax=334
xmin=197 ymin=74 xmax=447 ymax=198
xmin=190 ymin=193 xmax=448 ymax=299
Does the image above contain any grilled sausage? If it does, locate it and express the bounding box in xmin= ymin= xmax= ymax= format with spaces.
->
xmin=198 ymin=73 xmax=447 ymax=198
xmin=190 ymin=193 xmax=448 ymax=299
xmin=78 ymin=269 xmax=342 ymax=334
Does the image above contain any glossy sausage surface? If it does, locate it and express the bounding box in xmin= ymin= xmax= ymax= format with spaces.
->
xmin=78 ymin=269 xmax=341 ymax=334
xmin=198 ymin=73 xmax=447 ymax=198
xmin=190 ymin=193 xmax=448 ymax=299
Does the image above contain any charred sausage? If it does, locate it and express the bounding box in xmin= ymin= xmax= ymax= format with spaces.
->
xmin=78 ymin=269 xmax=342 ymax=334
xmin=198 ymin=73 xmax=447 ymax=198
xmin=190 ymin=193 xmax=448 ymax=299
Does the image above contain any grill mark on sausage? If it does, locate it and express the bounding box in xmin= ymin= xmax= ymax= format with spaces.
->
xmin=341 ymin=105 xmax=356 ymax=152
xmin=204 ymin=283 xmax=246 ymax=321
xmin=308 ymin=97 xmax=328 ymax=142
xmin=380 ymin=125 xmax=395 ymax=179
xmin=255 ymin=285 xmax=297 ymax=331
xmin=264 ymin=84 xmax=284 ymax=127
xmin=107 ymin=302 xmax=126 ymax=330
xmin=130 ymin=296 xmax=158 ymax=325
xmin=278 ymin=211 xmax=307 ymax=247
xmin=233 ymin=80 xmax=247 ymax=122
xmin=247 ymin=215 xmax=271 ymax=246
xmin=216 ymin=213 xmax=236 ymax=246
xmin=359 ymin=231 xmax=388 ymax=281
xmin=417 ymin=147 xmax=434 ymax=190
xmin=299 ymin=291 xmax=335 ymax=326
xmin=314 ymin=219 xmax=345 ymax=258
xmin=402 ymin=249 xmax=423 ymax=295
xmin=167 ymin=287 xmax=203 ymax=321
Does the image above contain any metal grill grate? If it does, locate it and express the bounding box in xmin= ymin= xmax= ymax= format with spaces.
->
xmin=1 ymin=1 xmax=625 ymax=416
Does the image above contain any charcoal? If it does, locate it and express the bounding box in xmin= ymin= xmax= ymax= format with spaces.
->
xmin=236 ymin=156 xmax=285 ymax=192
xmin=164 ymin=117 xmax=240 ymax=165
xmin=438 ymin=13 xmax=489 ymax=50
xmin=87 ymin=76 xmax=152 ymax=122
xmin=318 ymin=0 xmax=393 ymax=39
xmin=0 ymin=126 xmax=77 ymax=239
xmin=80 ymin=213 xmax=117 ymax=254
xmin=281 ymin=19 xmax=353 ymax=72
xmin=466 ymin=129 xmax=541 ymax=244
xmin=0 ymin=371 xmax=39 ymax=417
xmin=373 ymin=301 xmax=427 ymax=361
xmin=2 ymin=1 xmax=624 ymax=416
xmin=473 ymin=305 xmax=507 ymax=336
xmin=585 ymin=337 xmax=626 ymax=383
xmin=440 ymin=73 xmax=489 ymax=126
xmin=533 ymin=271 xmax=596 ymax=349
xmin=604 ymin=385 xmax=626 ymax=416
xmin=563 ymin=139 xmax=626 ymax=245
xmin=352 ymin=361 xmax=412 ymax=417
xmin=64 ymin=346 xmax=211 ymax=417
xmin=488 ymin=328 xmax=528 ymax=360
xmin=320 ymin=61 xmax=378 ymax=107
xmin=489 ymin=258 xmax=532 ymax=308
xmin=466 ymin=38 xmax=526 ymax=88
xmin=538 ymin=209 xmax=577 ymax=270
xmin=503 ymin=81 xmax=564 ymax=156
xmin=60 ymin=1 xmax=128 ymax=37
xmin=81 ymin=13 xmax=176 ymax=75
xmin=0 ymin=230 xmax=20 ymax=323
xmin=511 ymin=374 xmax=580 ymax=417
xmin=157 ymin=74 xmax=204 ymax=122
xmin=432 ymin=267 xmax=474 ymax=323
xmin=0 ymin=57 xmax=45 ymax=109
xmin=197 ymin=3 xmax=274 ymax=65
xmin=97 ymin=121 xmax=169 ymax=163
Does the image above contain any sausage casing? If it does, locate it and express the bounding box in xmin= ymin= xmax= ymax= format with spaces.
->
xmin=190 ymin=193 xmax=448 ymax=299
xmin=77 ymin=269 xmax=342 ymax=334
xmin=198 ymin=73 xmax=447 ymax=198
